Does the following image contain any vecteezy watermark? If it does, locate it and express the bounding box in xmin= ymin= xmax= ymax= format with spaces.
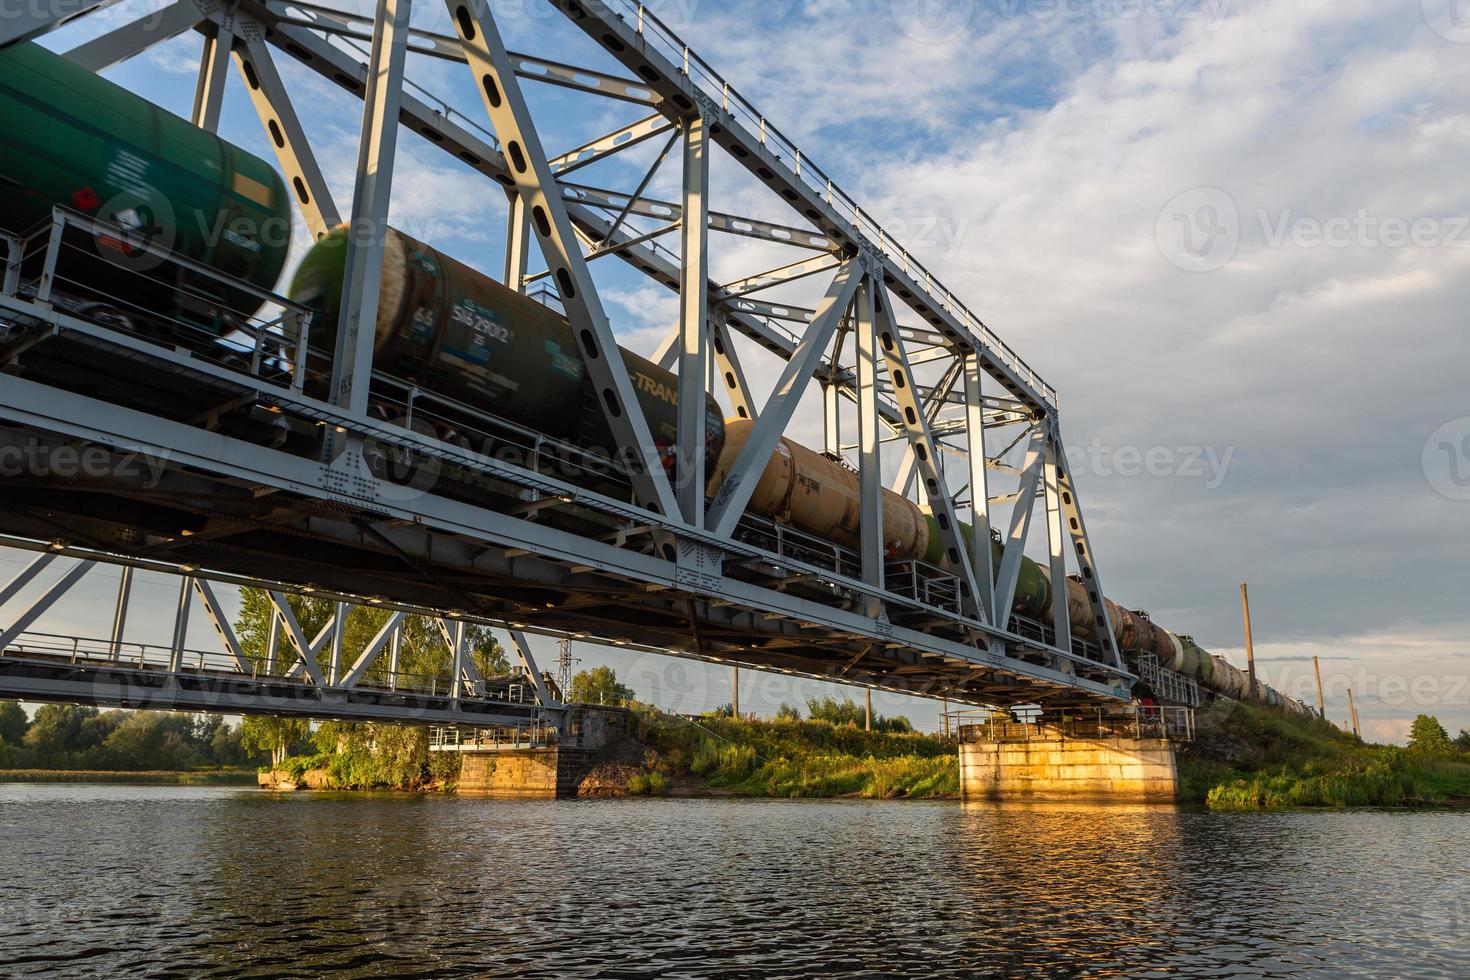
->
xmin=1422 ymin=0 xmax=1470 ymax=43
xmin=1063 ymin=438 xmax=1235 ymax=488
xmin=1157 ymin=187 xmax=1470 ymax=272
xmin=1155 ymin=187 xmax=1240 ymax=272
xmin=1424 ymin=417 xmax=1470 ymax=502
xmin=0 ymin=439 xmax=168 ymax=488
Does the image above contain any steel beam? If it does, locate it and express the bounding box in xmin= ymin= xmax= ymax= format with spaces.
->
xmin=268 ymin=590 xmax=328 ymax=687
xmin=330 ymin=0 xmax=412 ymax=417
xmin=0 ymin=560 xmax=94 ymax=650
xmin=707 ymin=259 xmax=862 ymax=537
xmin=0 ymin=0 xmax=119 ymax=47
xmin=551 ymin=113 xmax=675 ymax=175
xmin=676 ymin=113 xmax=710 ymax=527
xmin=507 ymin=629 xmax=560 ymax=709
xmin=503 ymin=191 xmax=531 ymax=290
xmin=233 ymin=36 xmax=342 ymax=240
xmin=191 ymin=23 xmax=234 ymax=133
xmin=995 ymin=426 xmax=1045 ymax=630
xmin=872 ymin=283 xmax=984 ymax=622
xmin=892 ymin=357 xmax=962 ymax=498
xmin=109 ymin=565 xmax=132 ymax=657
xmin=854 ymin=275 xmax=884 ymax=599
xmin=711 ymin=314 xmax=755 ymax=420
xmin=1043 ymin=439 xmax=1072 ymax=656
xmin=447 ymin=0 xmax=680 ymax=522
xmin=64 ymin=0 xmax=204 ymax=72
xmin=1053 ymin=431 xmax=1126 ymax=670
xmin=339 ymin=611 xmax=405 ymax=687
xmin=0 ymin=552 xmax=59 ymax=609
xmin=963 ymin=355 xmax=997 ymax=621
xmin=168 ymin=576 xmax=193 ymax=671
xmin=194 ymin=578 xmax=253 ymax=673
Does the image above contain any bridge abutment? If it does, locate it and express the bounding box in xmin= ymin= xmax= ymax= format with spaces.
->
xmin=958 ymin=714 xmax=1183 ymax=803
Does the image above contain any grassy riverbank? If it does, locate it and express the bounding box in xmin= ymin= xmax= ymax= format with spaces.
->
xmin=629 ymin=708 xmax=960 ymax=799
xmin=0 ymin=768 xmax=258 ymax=785
xmin=1178 ymin=701 xmax=1470 ymax=808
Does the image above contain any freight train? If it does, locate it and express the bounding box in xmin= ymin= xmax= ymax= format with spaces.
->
xmin=0 ymin=41 xmax=1308 ymax=714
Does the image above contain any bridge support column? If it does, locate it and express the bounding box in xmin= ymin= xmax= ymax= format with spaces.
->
xmin=959 ymin=722 xmax=1179 ymax=804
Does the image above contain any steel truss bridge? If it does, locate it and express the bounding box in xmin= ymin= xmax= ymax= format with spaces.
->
xmin=0 ymin=0 xmax=1139 ymax=729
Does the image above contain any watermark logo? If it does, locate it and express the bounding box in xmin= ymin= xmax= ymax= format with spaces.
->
xmin=1155 ymin=187 xmax=1239 ymax=272
xmin=1424 ymin=417 xmax=1470 ymax=501
xmin=1423 ymin=0 xmax=1470 ymax=43
xmin=891 ymin=0 xmax=977 ymax=43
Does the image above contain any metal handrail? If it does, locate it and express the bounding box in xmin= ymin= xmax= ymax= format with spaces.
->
xmin=25 ymin=207 xmax=314 ymax=393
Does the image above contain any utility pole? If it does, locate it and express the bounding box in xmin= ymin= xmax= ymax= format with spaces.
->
xmin=732 ymin=665 xmax=740 ymax=720
xmin=1312 ymin=655 xmax=1326 ymax=720
xmin=865 ymin=688 xmax=872 ymax=732
xmin=1347 ymin=687 xmax=1361 ymax=739
xmin=1240 ymin=582 xmax=1258 ymax=700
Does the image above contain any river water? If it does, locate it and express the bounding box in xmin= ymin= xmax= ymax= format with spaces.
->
xmin=0 ymin=784 xmax=1465 ymax=978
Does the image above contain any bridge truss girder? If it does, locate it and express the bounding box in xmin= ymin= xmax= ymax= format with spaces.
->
xmin=0 ymin=0 xmax=1133 ymax=718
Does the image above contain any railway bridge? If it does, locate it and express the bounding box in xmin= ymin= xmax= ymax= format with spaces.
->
xmin=0 ymin=0 xmax=1189 ymax=779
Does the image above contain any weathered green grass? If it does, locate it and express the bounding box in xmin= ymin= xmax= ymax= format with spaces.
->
xmin=1180 ymin=701 xmax=1470 ymax=808
xmin=633 ymin=709 xmax=959 ymax=799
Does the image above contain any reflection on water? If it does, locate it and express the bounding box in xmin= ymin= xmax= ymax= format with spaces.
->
xmin=0 ymin=784 xmax=1466 ymax=977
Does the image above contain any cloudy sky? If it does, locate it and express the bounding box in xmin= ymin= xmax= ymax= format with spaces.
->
xmin=14 ymin=0 xmax=1470 ymax=741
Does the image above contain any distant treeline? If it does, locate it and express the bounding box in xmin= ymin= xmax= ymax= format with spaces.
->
xmin=0 ymin=702 xmax=265 ymax=772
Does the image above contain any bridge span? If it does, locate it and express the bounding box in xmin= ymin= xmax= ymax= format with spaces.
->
xmin=0 ymin=0 xmax=1145 ymax=727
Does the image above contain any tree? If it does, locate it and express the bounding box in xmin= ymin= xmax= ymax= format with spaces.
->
xmin=1456 ymin=728 xmax=1470 ymax=752
xmin=0 ymin=701 xmax=26 ymax=744
xmin=239 ymin=716 xmax=311 ymax=768
xmin=569 ymin=666 xmax=634 ymax=706
xmin=775 ymin=703 xmax=801 ymax=721
xmin=1408 ymin=714 xmax=1452 ymax=754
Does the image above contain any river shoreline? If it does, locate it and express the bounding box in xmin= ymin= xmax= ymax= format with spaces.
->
xmin=0 ymin=768 xmax=258 ymax=785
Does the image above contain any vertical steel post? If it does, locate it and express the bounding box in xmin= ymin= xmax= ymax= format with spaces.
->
xmin=503 ymin=190 xmax=531 ymax=290
xmin=266 ymin=610 xmax=280 ymax=675
xmin=389 ymin=624 xmax=402 ymax=691
xmin=864 ymin=688 xmax=872 ymax=732
xmin=329 ymin=600 xmax=346 ymax=685
xmin=676 ymin=112 xmax=710 ymax=527
xmin=1044 ymin=437 xmax=1071 ymax=655
xmin=854 ymin=275 xmax=884 ymax=600
xmin=329 ymin=0 xmax=412 ymax=420
xmin=1241 ymin=582 xmax=1257 ymax=699
xmin=963 ymin=355 xmax=996 ymax=621
xmin=109 ymin=566 xmax=133 ymax=659
xmin=169 ymin=576 xmax=194 ymax=671
xmin=450 ymin=619 xmax=466 ymax=702
xmin=731 ymin=665 xmax=740 ymax=719
xmin=1347 ymin=687 xmax=1361 ymax=738
xmin=1313 ymin=654 xmax=1326 ymax=720
xmin=191 ymin=24 xmax=234 ymax=133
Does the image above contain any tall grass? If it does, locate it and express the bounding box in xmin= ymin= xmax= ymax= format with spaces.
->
xmin=634 ymin=707 xmax=959 ymax=799
xmin=1182 ymin=701 xmax=1470 ymax=808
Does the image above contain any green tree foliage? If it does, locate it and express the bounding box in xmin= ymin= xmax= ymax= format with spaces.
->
xmin=239 ymin=716 xmax=311 ymax=768
xmin=1456 ymin=729 xmax=1470 ymax=752
xmin=805 ymin=695 xmax=913 ymax=733
xmin=7 ymin=704 xmax=264 ymax=771
xmin=775 ymin=703 xmax=801 ymax=721
xmin=233 ymin=589 xmax=508 ymax=688
xmin=0 ymin=701 xmax=26 ymax=743
xmin=1408 ymin=714 xmax=1452 ymax=754
xmin=569 ymin=665 xmax=634 ymax=706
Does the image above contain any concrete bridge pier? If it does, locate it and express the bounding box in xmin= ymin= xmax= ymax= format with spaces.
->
xmin=957 ymin=709 xmax=1189 ymax=804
